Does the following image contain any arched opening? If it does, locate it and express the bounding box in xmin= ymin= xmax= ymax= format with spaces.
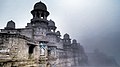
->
xmin=39 ymin=42 xmax=47 ymax=56
xmin=41 ymin=13 xmax=44 ymax=19
xmin=51 ymin=29 xmax=54 ymax=32
xmin=47 ymin=63 xmax=51 ymax=67
xmin=29 ymin=45 xmax=34 ymax=54
xmin=37 ymin=11 xmax=40 ymax=18
xmin=28 ymin=44 xmax=35 ymax=59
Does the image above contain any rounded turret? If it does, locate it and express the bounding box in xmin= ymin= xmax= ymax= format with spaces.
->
xmin=31 ymin=1 xmax=49 ymax=20
xmin=5 ymin=20 xmax=15 ymax=29
xmin=48 ymin=19 xmax=55 ymax=27
xmin=72 ymin=39 xmax=77 ymax=44
xmin=63 ymin=33 xmax=70 ymax=39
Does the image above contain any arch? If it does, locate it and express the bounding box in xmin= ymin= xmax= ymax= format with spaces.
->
xmin=47 ymin=62 xmax=51 ymax=67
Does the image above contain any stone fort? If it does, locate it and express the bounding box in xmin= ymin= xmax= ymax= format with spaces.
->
xmin=0 ymin=1 xmax=88 ymax=67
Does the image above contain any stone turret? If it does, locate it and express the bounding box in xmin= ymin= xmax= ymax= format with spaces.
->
xmin=72 ymin=39 xmax=77 ymax=44
xmin=63 ymin=33 xmax=71 ymax=45
xmin=56 ymin=31 xmax=61 ymax=37
xmin=48 ymin=19 xmax=57 ymax=32
xmin=5 ymin=20 xmax=15 ymax=30
xmin=31 ymin=1 xmax=49 ymax=27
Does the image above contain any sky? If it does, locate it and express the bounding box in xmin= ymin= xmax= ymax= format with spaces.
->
xmin=0 ymin=0 xmax=120 ymax=64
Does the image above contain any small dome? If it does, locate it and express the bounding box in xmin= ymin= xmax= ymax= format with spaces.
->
xmin=34 ymin=1 xmax=47 ymax=11
xmin=72 ymin=39 xmax=77 ymax=44
xmin=48 ymin=19 xmax=55 ymax=27
xmin=63 ymin=33 xmax=70 ymax=39
xmin=56 ymin=31 xmax=61 ymax=36
xmin=5 ymin=20 xmax=15 ymax=29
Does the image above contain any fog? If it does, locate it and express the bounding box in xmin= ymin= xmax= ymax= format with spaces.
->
xmin=0 ymin=0 xmax=120 ymax=66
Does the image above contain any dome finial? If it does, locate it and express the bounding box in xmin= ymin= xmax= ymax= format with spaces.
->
xmin=39 ymin=0 xmax=43 ymax=3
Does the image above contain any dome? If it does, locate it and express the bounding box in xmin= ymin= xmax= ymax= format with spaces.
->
xmin=64 ymin=33 xmax=70 ymax=39
xmin=34 ymin=1 xmax=47 ymax=11
xmin=56 ymin=31 xmax=61 ymax=36
xmin=72 ymin=39 xmax=77 ymax=44
xmin=48 ymin=19 xmax=55 ymax=27
xmin=5 ymin=20 xmax=15 ymax=29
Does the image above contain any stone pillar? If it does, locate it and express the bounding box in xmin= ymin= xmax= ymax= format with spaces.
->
xmin=43 ymin=12 xmax=47 ymax=20
xmin=39 ymin=11 xmax=42 ymax=19
xmin=34 ymin=11 xmax=37 ymax=18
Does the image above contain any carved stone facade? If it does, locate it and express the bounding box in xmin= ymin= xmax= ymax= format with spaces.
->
xmin=0 ymin=1 xmax=88 ymax=67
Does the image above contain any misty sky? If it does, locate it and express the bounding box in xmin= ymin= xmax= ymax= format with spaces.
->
xmin=0 ymin=0 xmax=120 ymax=64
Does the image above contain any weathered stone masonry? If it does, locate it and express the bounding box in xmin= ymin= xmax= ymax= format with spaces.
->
xmin=0 ymin=1 xmax=88 ymax=67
